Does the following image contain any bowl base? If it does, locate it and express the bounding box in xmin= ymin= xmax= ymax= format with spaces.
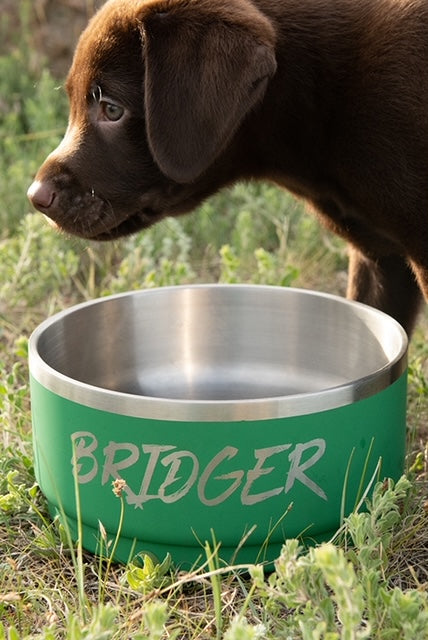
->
xmin=48 ymin=504 xmax=338 ymax=570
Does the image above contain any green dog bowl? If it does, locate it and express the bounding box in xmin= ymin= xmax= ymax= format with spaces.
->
xmin=29 ymin=285 xmax=407 ymax=567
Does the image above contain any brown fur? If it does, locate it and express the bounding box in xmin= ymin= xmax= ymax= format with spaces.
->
xmin=27 ymin=0 xmax=428 ymax=335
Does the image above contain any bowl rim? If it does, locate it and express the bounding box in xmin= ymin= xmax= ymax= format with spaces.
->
xmin=29 ymin=284 xmax=408 ymax=422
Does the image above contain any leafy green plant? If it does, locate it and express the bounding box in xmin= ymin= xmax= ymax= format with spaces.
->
xmin=408 ymin=357 xmax=428 ymax=397
xmin=125 ymin=553 xmax=172 ymax=595
xmin=252 ymin=477 xmax=428 ymax=639
xmin=0 ymin=469 xmax=38 ymax=515
xmin=0 ymin=215 xmax=81 ymax=310
xmin=100 ymin=218 xmax=196 ymax=295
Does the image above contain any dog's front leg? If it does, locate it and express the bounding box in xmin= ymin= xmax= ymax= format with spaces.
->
xmin=347 ymin=247 xmax=422 ymax=336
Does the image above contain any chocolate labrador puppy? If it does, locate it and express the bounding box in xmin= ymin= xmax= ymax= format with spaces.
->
xmin=27 ymin=0 xmax=428 ymax=335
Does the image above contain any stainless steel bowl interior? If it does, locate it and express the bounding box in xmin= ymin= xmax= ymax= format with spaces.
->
xmin=29 ymin=285 xmax=407 ymax=420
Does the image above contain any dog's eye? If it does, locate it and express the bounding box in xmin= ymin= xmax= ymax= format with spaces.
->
xmin=100 ymin=101 xmax=124 ymax=122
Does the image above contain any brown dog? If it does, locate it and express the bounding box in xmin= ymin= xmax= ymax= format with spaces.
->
xmin=27 ymin=0 xmax=428 ymax=335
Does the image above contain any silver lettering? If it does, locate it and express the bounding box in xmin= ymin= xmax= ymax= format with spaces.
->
xmin=242 ymin=445 xmax=292 ymax=505
xmin=198 ymin=446 xmax=244 ymax=506
xmin=285 ymin=438 xmax=327 ymax=500
xmin=71 ymin=431 xmax=98 ymax=484
xmin=159 ymin=450 xmax=199 ymax=503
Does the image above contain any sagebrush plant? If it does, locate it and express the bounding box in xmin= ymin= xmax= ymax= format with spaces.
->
xmin=1 ymin=3 xmax=428 ymax=638
xmin=253 ymin=477 xmax=428 ymax=639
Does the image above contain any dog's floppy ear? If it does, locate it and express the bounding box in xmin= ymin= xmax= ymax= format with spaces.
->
xmin=141 ymin=1 xmax=276 ymax=183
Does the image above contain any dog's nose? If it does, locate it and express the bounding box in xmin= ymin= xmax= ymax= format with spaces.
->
xmin=27 ymin=180 xmax=56 ymax=211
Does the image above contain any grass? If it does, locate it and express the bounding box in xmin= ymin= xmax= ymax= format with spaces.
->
xmin=1 ymin=6 xmax=428 ymax=638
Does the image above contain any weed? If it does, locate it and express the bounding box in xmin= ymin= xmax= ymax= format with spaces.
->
xmin=253 ymin=477 xmax=428 ymax=639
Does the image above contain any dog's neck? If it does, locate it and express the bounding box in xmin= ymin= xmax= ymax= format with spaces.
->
xmin=227 ymin=0 xmax=379 ymax=194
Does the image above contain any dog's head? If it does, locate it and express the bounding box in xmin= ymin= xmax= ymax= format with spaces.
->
xmin=27 ymin=0 xmax=276 ymax=240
